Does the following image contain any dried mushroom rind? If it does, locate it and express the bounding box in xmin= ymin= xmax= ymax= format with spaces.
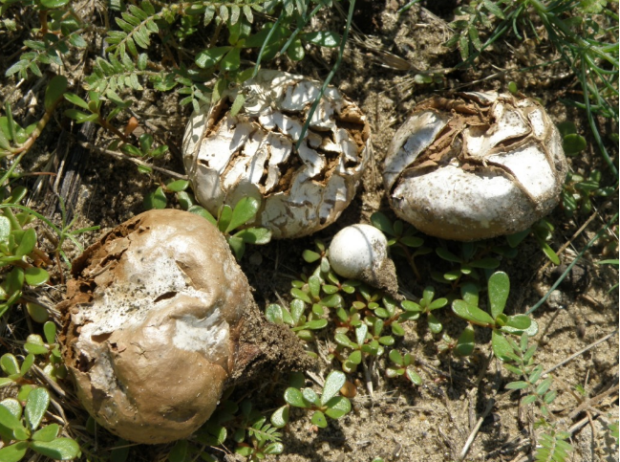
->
xmin=384 ymin=92 xmax=568 ymax=241
xmin=183 ymin=70 xmax=371 ymax=239
xmin=60 ymin=210 xmax=254 ymax=444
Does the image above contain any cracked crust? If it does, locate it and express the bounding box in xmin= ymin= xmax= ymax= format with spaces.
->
xmin=384 ymin=92 xmax=568 ymax=241
xmin=58 ymin=210 xmax=310 ymax=444
xmin=182 ymin=70 xmax=371 ymax=239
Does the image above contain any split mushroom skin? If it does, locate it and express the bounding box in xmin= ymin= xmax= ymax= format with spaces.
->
xmin=182 ymin=69 xmax=371 ymax=239
xmin=60 ymin=209 xmax=253 ymax=444
xmin=384 ymin=92 xmax=568 ymax=241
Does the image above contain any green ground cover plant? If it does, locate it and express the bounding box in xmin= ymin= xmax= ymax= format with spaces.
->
xmin=0 ymin=0 xmax=617 ymax=461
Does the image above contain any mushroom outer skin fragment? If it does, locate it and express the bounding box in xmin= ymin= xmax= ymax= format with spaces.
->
xmin=59 ymin=209 xmax=254 ymax=444
xmin=384 ymin=92 xmax=568 ymax=241
xmin=182 ymin=69 xmax=371 ymax=239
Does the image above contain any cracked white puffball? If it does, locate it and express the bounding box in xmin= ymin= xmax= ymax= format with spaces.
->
xmin=59 ymin=210 xmax=254 ymax=444
xmin=328 ymin=224 xmax=397 ymax=292
xmin=182 ymin=69 xmax=371 ymax=239
xmin=384 ymin=92 xmax=568 ymax=241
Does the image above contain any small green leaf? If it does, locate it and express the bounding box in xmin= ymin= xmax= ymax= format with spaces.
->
xmin=321 ymin=370 xmax=346 ymax=406
xmin=226 ymin=197 xmax=259 ymax=233
xmin=334 ymin=333 xmax=357 ymax=350
xmin=505 ymin=381 xmax=529 ymax=390
xmin=284 ymin=387 xmax=307 ymax=408
xmin=20 ymin=354 xmax=34 ymax=376
xmin=505 ymin=315 xmax=531 ymax=330
xmin=491 ymin=330 xmax=513 ymax=361
xmin=230 ymin=92 xmax=246 ymax=117
xmin=264 ymin=442 xmax=284 ymax=455
xmin=303 ymin=249 xmax=321 ymax=263
xmin=436 ymin=247 xmax=462 ymax=263
xmin=25 ymin=334 xmax=48 ymax=355
xmin=506 ymin=229 xmax=530 ymax=248
xmin=347 ymin=350 xmax=362 ymax=365
xmin=24 ymin=267 xmax=49 ymax=286
xmin=302 ymin=31 xmax=340 ymax=47
xmin=291 ymin=288 xmax=312 ymax=304
xmin=64 ymin=91 xmax=91 ymax=110
xmin=536 ymin=377 xmax=553 ymax=396
xmin=195 ymin=46 xmax=230 ymax=68
xmin=0 ymin=216 xmax=10 ymax=243
xmin=234 ymin=227 xmax=271 ymax=244
xmin=286 ymin=38 xmax=305 ymax=61
xmin=563 ymin=133 xmax=587 ymax=156
xmin=470 ymin=258 xmax=500 ymax=269
xmin=31 ymin=423 xmax=59 ymax=442
xmin=389 ymin=349 xmax=403 ymax=366
xmin=16 ymin=228 xmax=37 ymax=257
xmin=270 ymin=405 xmax=289 ymax=428
xmin=324 ymin=396 xmax=351 ymax=419
xmin=227 ymin=235 xmax=245 ymax=260
xmin=44 ymin=76 xmax=68 ymax=111
xmin=30 ymin=438 xmax=81 ymax=459
xmin=188 ymin=205 xmax=217 ymax=225
xmin=0 ymin=403 xmax=28 ymax=436
xmin=427 ymin=313 xmax=443 ymax=334
xmin=165 ymin=179 xmax=189 ymax=192
xmin=168 ymin=439 xmax=188 ymax=462
xmin=25 ymin=387 xmax=50 ymax=430
xmin=40 ymin=0 xmax=70 ymax=7
xmin=405 ymin=368 xmax=422 ymax=385
xmin=311 ymin=410 xmax=327 ymax=428
xmin=488 ymin=271 xmax=510 ymax=319
xmin=265 ymin=304 xmax=284 ymax=324
xmin=454 ymin=326 xmax=475 ymax=357
xmin=1 ymin=354 xmax=20 ymax=376
xmin=452 ymin=300 xmax=495 ymax=326
xmin=43 ymin=321 xmax=56 ymax=345
xmin=401 ymin=300 xmax=421 ymax=312
xmin=143 ymin=187 xmax=167 ymax=210
xmin=539 ymin=242 xmax=560 ymax=265
xmin=0 ymin=441 xmax=28 ymax=462
xmin=302 ymin=388 xmax=320 ymax=406
xmin=221 ymin=47 xmax=241 ymax=71
xmin=370 ymin=212 xmax=393 ymax=235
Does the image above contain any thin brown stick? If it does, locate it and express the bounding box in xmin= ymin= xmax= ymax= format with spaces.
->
xmin=543 ymin=331 xmax=617 ymax=376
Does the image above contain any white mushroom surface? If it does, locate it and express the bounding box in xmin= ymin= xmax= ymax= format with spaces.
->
xmin=183 ymin=70 xmax=370 ymax=239
xmin=384 ymin=92 xmax=568 ymax=241
xmin=328 ymin=224 xmax=399 ymax=294
xmin=60 ymin=210 xmax=254 ymax=444
xmin=329 ymin=224 xmax=388 ymax=282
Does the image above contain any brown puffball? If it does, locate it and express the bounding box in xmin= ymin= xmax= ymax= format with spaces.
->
xmin=59 ymin=210 xmax=270 ymax=444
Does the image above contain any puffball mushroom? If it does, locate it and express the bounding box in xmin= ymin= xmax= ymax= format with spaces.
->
xmin=59 ymin=210 xmax=258 ymax=444
xmin=182 ymin=69 xmax=371 ymax=239
xmin=328 ymin=224 xmax=398 ymax=294
xmin=384 ymin=92 xmax=568 ymax=241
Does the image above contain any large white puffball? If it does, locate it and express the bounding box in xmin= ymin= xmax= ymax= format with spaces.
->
xmin=384 ymin=92 xmax=568 ymax=241
xmin=328 ymin=224 xmax=389 ymax=282
xmin=182 ymin=70 xmax=370 ymax=239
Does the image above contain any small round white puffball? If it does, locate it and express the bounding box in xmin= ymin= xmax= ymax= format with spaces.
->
xmin=328 ymin=224 xmax=389 ymax=283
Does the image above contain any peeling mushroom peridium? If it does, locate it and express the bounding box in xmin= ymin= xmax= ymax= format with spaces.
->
xmin=384 ymin=92 xmax=568 ymax=241
xmin=182 ymin=69 xmax=371 ymax=239
xmin=59 ymin=209 xmax=308 ymax=444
